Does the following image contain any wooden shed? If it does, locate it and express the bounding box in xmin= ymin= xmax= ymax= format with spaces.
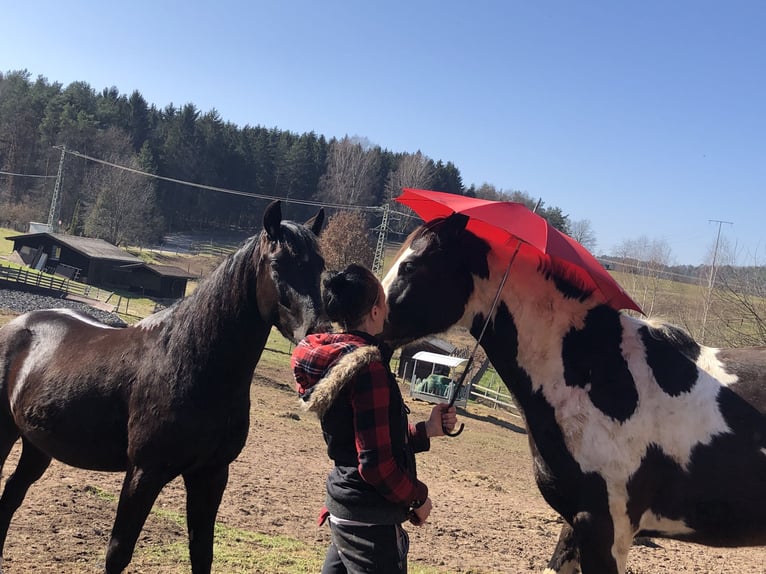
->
xmin=6 ymin=232 xmax=194 ymax=299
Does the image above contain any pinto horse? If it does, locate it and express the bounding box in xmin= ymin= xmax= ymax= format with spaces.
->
xmin=546 ymin=339 xmax=766 ymax=573
xmin=381 ymin=214 xmax=766 ymax=574
xmin=0 ymin=200 xmax=325 ymax=574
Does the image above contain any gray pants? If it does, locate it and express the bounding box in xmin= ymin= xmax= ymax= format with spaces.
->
xmin=321 ymin=521 xmax=409 ymax=574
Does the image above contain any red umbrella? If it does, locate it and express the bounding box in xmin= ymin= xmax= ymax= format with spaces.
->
xmin=396 ymin=188 xmax=642 ymax=313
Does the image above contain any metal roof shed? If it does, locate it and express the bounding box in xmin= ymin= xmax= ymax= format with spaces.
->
xmin=408 ymin=351 xmax=472 ymax=408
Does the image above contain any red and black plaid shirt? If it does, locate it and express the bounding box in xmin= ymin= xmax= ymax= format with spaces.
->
xmin=292 ymin=332 xmax=429 ymax=507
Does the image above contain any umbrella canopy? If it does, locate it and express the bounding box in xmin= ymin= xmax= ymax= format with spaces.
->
xmin=396 ymin=188 xmax=642 ymax=313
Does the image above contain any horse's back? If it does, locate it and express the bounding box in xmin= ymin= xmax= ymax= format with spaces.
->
xmin=714 ymin=346 xmax=766 ymax=413
xmin=0 ymin=309 xmax=134 ymax=469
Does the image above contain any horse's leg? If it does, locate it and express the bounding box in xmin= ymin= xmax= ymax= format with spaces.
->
xmin=571 ymin=512 xmax=625 ymax=574
xmin=0 ymin=437 xmax=51 ymax=558
xmin=104 ymin=465 xmax=171 ymax=574
xmin=544 ymin=523 xmax=580 ymax=574
xmin=182 ymin=464 xmax=229 ymax=574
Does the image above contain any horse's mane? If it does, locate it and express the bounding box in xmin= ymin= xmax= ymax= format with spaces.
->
xmin=643 ymin=317 xmax=702 ymax=358
xmin=179 ymin=219 xmax=320 ymax=317
xmin=162 ymin=232 xmax=265 ymax=332
xmin=537 ymin=256 xmax=596 ymax=303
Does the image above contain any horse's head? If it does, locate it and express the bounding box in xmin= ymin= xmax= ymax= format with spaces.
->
xmin=381 ymin=213 xmax=491 ymax=348
xmin=258 ymin=200 xmax=327 ymax=343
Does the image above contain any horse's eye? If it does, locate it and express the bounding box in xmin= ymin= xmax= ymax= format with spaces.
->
xmin=400 ymin=261 xmax=415 ymax=275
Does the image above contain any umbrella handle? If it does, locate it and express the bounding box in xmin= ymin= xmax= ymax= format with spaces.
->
xmin=443 ymin=421 xmax=465 ymax=437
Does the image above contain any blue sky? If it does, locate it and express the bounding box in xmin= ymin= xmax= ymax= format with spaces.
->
xmin=2 ymin=1 xmax=764 ymax=265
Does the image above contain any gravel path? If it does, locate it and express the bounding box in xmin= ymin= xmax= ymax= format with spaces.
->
xmin=0 ymin=287 xmax=127 ymax=327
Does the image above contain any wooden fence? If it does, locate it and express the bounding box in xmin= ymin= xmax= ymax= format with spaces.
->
xmin=0 ymin=264 xmax=113 ymax=305
xmin=470 ymin=383 xmax=523 ymax=419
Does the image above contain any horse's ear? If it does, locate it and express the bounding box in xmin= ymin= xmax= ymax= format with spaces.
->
xmin=263 ymin=200 xmax=282 ymax=240
xmin=441 ymin=213 xmax=469 ymax=239
xmin=305 ymin=208 xmax=325 ymax=237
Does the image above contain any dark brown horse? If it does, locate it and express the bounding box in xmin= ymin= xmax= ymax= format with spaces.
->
xmin=0 ymin=200 xmax=325 ymax=574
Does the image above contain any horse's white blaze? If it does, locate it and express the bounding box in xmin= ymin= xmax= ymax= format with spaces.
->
xmin=381 ymin=247 xmax=411 ymax=294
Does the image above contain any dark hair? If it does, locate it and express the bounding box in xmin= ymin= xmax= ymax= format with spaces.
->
xmin=323 ymin=264 xmax=380 ymax=330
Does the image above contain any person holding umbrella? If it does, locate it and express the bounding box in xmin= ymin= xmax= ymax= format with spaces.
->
xmin=292 ymin=263 xmax=458 ymax=573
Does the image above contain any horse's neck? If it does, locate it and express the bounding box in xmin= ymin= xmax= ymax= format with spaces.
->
xmin=170 ymin=241 xmax=268 ymax=359
xmin=468 ymin=256 xmax=598 ymax=398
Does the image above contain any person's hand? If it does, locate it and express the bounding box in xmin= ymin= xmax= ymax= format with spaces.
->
xmin=409 ymin=497 xmax=432 ymax=526
xmin=425 ymin=403 xmax=458 ymax=437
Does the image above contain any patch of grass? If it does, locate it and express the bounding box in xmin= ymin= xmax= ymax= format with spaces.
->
xmin=139 ymin=509 xmax=326 ymax=573
xmin=82 ymin=483 xmax=326 ymax=573
xmin=137 ymin=506 xmax=448 ymax=574
xmin=109 ymin=291 xmax=161 ymax=322
xmin=0 ymin=227 xmax=16 ymax=256
xmin=255 ymin=329 xmax=296 ymax=373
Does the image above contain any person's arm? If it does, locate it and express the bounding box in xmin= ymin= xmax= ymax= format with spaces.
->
xmin=351 ymin=361 xmax=428 ymax=508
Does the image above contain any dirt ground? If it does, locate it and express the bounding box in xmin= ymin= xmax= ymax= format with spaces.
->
xmin=1 ymin=361 xmax=764 ymax=573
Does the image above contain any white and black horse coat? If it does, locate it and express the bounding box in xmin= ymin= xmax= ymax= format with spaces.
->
xmin=381 ymin=214 xmax=766 ymax=574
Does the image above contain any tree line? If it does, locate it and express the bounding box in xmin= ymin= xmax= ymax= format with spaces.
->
xmin=3 ymin=69 xmax=765 ymax=347
xmin=0 ymin=69 xmax=573 ymax=247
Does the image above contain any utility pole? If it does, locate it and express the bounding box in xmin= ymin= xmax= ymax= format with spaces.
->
xmin=47 ymin=146 xmax=66 ymax=232
xmin=700 ymin=219 xmax=733 ymax=343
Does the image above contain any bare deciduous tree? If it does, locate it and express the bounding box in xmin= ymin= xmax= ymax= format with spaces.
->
xmin=320 ymin=210 xmax=375 ymax=272
xmin=385 ymin=151 xmax=435 ymax=236
xmin=81 ymin=134 xmax=162 ymax=246
xmin=710 ymin=268 xmax=766 ymax=346
xmin=384 ymin=151 xmax=434 ymax=200
xmin=614 ymin=236 xmax=673 ymax=317
xmin=317 ymin=136 xmax=381 ymax=206
xmin=702 ymin=239 xmax=766 ymax=347
xmin=569 ymin=219 xmax=597 ymax=252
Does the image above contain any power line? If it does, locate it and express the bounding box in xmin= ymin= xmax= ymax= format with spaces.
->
xmin=0 ymin=170 xmax=57 ymax=179
xmin=50 ymin=146 xmax=425 ymax=267
xmin=598 ymin=257 xmax=711 ymax=284
xmin=55 ymin=146 xmax=386 ymax=213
